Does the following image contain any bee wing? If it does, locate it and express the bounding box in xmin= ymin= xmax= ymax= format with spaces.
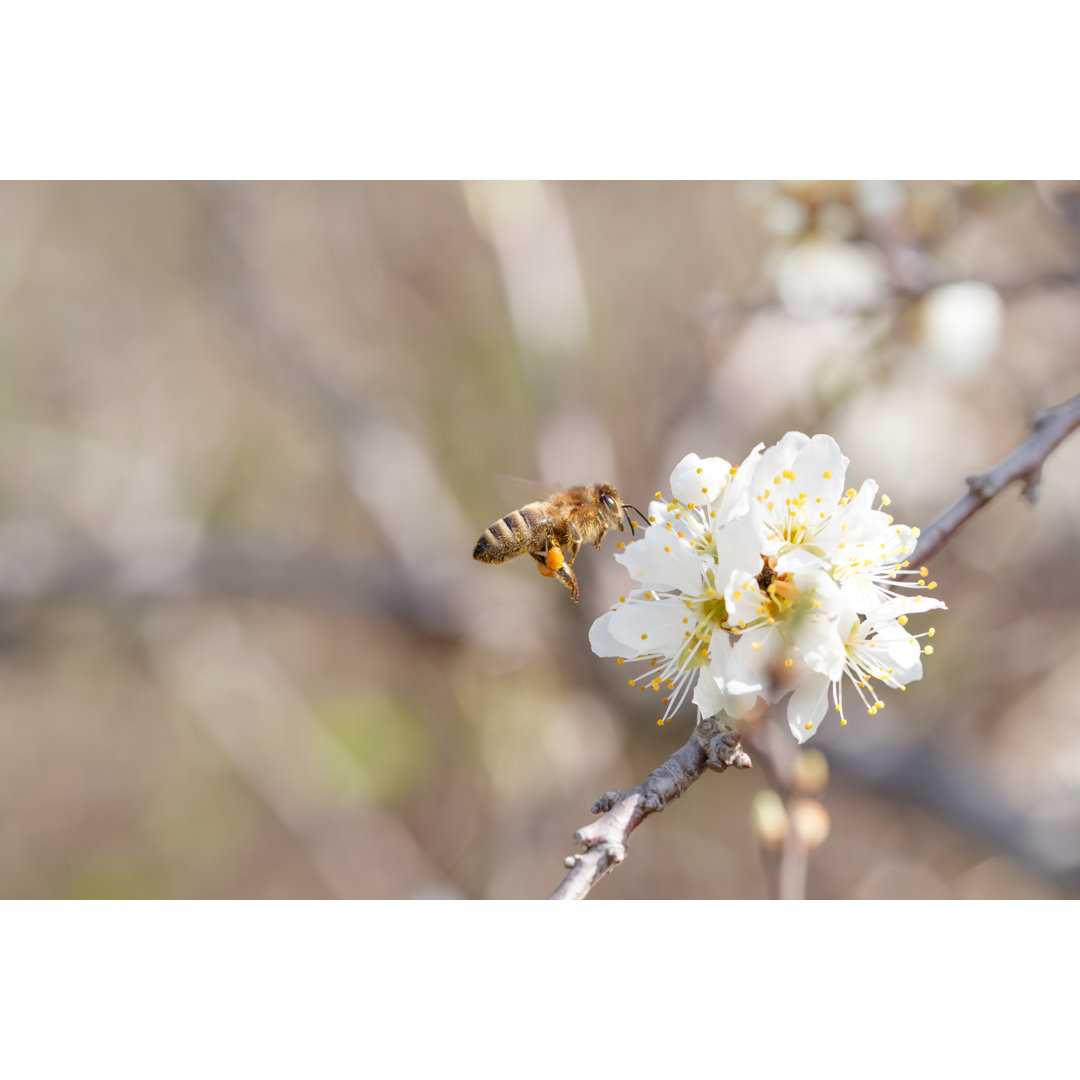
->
xmin=492 ymin=473 xmax=557 ymax=506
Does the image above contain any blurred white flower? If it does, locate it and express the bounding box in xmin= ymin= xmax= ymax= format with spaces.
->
xmin=918 ymin=281 xmax=1003 ymax=376
xmin=776 ymin=239 xmax=889 ymax=319
xmin=591 ymin=432 xmax=945 ymax=740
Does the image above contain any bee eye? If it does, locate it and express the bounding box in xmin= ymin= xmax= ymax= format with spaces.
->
xmin=601 ymin=494 xmax=617 ymax=509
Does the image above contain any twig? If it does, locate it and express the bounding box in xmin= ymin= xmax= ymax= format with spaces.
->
xmin=549 ymin=391 xmax=1080 ymax=900
xmin=548 ymin=718 xmax=751 ymax=900
xmin=916 ymin=392 xmax=1080 ymax=563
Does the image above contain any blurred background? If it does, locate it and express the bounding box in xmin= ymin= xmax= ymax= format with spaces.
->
xmin=1 ymin=180 xmax=1079 ymax=899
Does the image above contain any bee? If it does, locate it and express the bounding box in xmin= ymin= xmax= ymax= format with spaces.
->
xmin=473 ymin=483 xmax=647 ymax=602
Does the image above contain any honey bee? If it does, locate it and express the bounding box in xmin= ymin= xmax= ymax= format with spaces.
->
xmin=473 ymin=483 xmax=647 ymax=602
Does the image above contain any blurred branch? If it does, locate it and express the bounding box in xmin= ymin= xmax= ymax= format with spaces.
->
xmin=549 ymin=718 xmax=751 ymax=901
xmin=916 ymin=391 xmax=1080 ymax=564
xmin=194 ymin=183 xmax=482 ymax=635
xmin=0 ymin=536 xmax=456 ymax=637
xmin=823 ymin=728 xmax=1080 ymax=893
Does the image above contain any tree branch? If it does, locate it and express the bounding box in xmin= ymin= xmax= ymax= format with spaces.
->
xmin=548 ymin=718 xmax=751 ymax=900
xmin=549 ymin=391 xmax=1080 ymax=900
xmin=916 ymin=392 xmax=1080 ymax=564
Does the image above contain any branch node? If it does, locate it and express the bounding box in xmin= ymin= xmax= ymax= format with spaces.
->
xmin=1022 ymin=465 xmax=1043 ymax=505
xmin=966 ymin=473 xmax=993 ymax=499
xmin=591 ymin=791 xmax=623 ymax=814
xmin=696 ymin=716 xmax=754 ymax=772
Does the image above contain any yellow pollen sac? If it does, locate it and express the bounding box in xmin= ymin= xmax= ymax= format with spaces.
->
xmin=912 ymin=526 xmax=921 ymax=538
xmin=822 ymin=470 xmax=832 ymax=479
xmin=664 ymin=545 xmax=671 ymax=552
xmin=881 ymin=494 xmax=892 ymax=506
xmin=919 ymin=566 xmax=929 ymax=577
xmin=928 ymin=581 xmax=938 ymax=590
xmin=655 ymin=491 xmax=663 ymax=499
xmin=784 ymin=657 xmax=794 ymax=669
xmin=628 ymin=679 xmax=636 ymax=686
xmin=616 ymin=657 xmax=624 ymax=664
xmin=846 ymin=488 xmax=856 ymax=499
xmin=696 ymin=467 xmax=703 ymax=474
xmin=924 ymin=645 xmax=934 ymax=655
xmin=805 ymin=721 xmax=813 ymax=731
xmin=649 ymin=516 xmax=656 ymax=522
xmin=751 ymin=641 xmax=762 ymax=651
xmin=928 ymin=627 xmax=936 ymax=637
xmin=840 ymin=718 xmax=847 ymax=726
xmin=617 ymin=541 xmax=625 ymax=549
xmin=728 ymin=467 xmax=737 ymax=475
xmin=619 ymin=596 xmax=627 ymax=603
xmin=641 ymin=633 xmax=648 ymax=640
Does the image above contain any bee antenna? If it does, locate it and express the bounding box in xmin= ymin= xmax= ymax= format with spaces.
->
xmin=622 ymin=503 xmax=650 ymax=534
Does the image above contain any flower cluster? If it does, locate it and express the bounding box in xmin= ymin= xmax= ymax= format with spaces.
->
xmin=590 ymin=432 xmax=945 ymax=742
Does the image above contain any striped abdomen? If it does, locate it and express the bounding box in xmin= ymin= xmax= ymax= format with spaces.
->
xmin=473 ymin=502 xmax=554 ymax=563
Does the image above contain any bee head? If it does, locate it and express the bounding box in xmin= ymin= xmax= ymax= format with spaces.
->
xmin=596 ymin=484 xmax=623 ymax=530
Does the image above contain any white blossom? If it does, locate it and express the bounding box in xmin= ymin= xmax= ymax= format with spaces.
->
xmin=590 ymin=433 xmax=945 ymax=740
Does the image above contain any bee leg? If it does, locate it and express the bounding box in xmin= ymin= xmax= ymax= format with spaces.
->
xmin=541 ymin=543 xmax=580 ymax=601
